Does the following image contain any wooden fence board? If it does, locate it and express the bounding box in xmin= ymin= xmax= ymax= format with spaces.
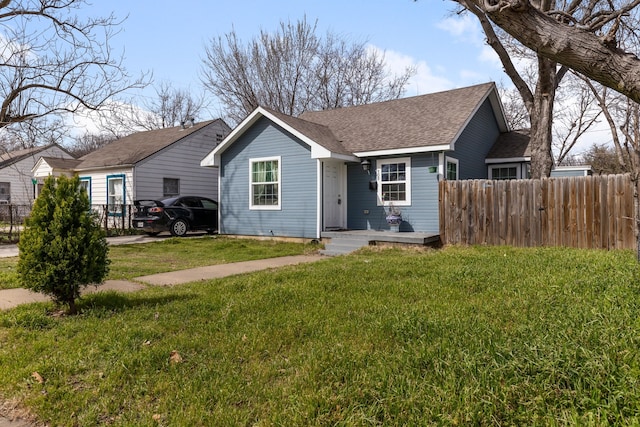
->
xmin=439 ymin=174 xmax=637 ymax=250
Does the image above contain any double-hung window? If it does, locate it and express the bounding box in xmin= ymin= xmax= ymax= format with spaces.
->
xmin=0 ymin=182 xmax=9 ymax=203
xmin=107 ymin=174 xmax=125 ymax=216
xmin=250 ymin=157 xmax=280 ymax=209
xmin=79 ymin=177 xmax=92 ymax=203
xmin=445 ymin=157 xmax=459 ymax=180
xmin=377 ymin=157 xmax=411 ymax=206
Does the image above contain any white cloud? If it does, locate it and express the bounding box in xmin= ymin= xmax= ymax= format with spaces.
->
xmin=436 ymin=15 xmax=482 ymax=45
xmin=370 ymin=46 xmax=454 ymax=96
xmin=63 ymin=100 xmax=154 ymax=138
xmin=478 ymin=45 xmax=501 ymax=68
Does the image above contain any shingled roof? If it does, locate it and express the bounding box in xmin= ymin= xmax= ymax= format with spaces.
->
xmin=38 ymin=157 xmax=83 ymax=170
xmin=263 ymin=107 xmax=351 ymax=156
xmin=485 ymin=129 xmax=531 ymax=160
xmin=202 ymin=82 xmax=507 ymax=167
xmin=76 ymin=120 xmax=223 ymax=170
xmin=298 ymin=82 xmax=500 ymax=154
xmin=0 ymin=144 xmax=71 ymax=169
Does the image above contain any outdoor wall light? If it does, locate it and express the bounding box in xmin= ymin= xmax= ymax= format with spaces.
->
xmin=361 ymin=159 xmax=371 ymax=173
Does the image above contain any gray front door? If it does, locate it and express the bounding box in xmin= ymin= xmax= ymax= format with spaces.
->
xmin=322 ymin=161 xmax=346 ymax=230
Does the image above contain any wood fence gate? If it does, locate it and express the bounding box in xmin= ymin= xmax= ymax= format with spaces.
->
xmin=439 ymin=174 xmax=637 ymax=250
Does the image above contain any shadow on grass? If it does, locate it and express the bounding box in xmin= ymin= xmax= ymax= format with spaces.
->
xmin=0 ymin=291 xmax=196 ymax=329
xmin=77 ymin=291 xmax=195 ymax=314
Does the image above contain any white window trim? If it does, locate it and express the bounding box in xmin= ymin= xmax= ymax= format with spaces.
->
xmin=376 ymin=157 xmax=411 ymax=207
xmin=249 ymin=156 xmax=281 ymax=210
xmin=106 ymin=174 xmax=125 ymax=216
xmin=488 ymin=163 xmax=521 ymax=180
xmin=79 ymin=177 xmax=92 ymax=202
xmin=445 ymin=156 xmax=459 ymax=181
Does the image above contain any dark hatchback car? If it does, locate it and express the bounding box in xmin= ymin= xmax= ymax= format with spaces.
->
xmin=132 ymin=196 xmax=218 ymax=237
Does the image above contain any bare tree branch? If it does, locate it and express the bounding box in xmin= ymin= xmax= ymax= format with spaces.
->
xmin=201 ymin=17 xmax=415 ymax=124
xmin=0 ymin=0 xmax=149 ymax=135
xmin=453 ymin=0 xmax=640 ymax=103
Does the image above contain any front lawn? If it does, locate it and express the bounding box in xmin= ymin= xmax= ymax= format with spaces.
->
xmin=1 ymin=245 xmax=640 ymax=425
xmin=0 ymin=236 xmax=317 ymax=290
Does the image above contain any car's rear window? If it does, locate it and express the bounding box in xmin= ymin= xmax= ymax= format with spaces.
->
xmin=136 ymin=200 xmax=160 ymax=207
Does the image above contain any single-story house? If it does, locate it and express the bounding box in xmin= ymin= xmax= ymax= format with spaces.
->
xmin=0 ymin=144 xmax=74 ymax=205
xmin=201 ymin=82 xmax=538 ymax=239
xmin=33 ymin=119 xmax=230 ymax=215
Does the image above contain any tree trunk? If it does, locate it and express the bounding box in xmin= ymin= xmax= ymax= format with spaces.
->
xmin=67 ymin=298 xmax=78 ymax=315
xmin=460 ymin=0 xmax=640 ymax=104
xmin=528 ymin=56 xmax=557 ymax=178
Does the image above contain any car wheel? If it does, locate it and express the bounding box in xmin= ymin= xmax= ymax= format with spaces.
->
xmin=170 ymin=219 xmax=189 ymax=237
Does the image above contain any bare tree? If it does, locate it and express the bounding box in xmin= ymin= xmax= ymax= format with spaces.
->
xmin=553 ymin=74 xmax=603 ymax=165
xmin=497 ymin=83 xmax=529 ymax=131
xmin=452 ymin=1 xmax=567 ymax=178
xmin=99 ymin=82 xmax=207 ymax=137
xmin=579 ymin=142 xmax=631 ymax=174
xmin=449 ymin=0 xmax=640 ymax=178
xmin=67 ymin=132 xmax=114 ymax=157
xmin=444 ymin=0 xmax=640 ymax=257
xmin=0 ymin=115 xmax=67 ymax=152
xmin=450 ymin=1 xmax=640 ymax=103
xmin=201 ymin=17 xmax=415 ymax=124
xmin=0 ymin=0 xmax=148 ymax=138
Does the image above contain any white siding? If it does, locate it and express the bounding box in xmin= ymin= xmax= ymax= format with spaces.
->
xmin=77 ymin=167 xmax=134 ymax=207
xmin=0 ymin=146 xmax=72 ymax=205
xmin=135 ymin=121 xmax=228 ymax=201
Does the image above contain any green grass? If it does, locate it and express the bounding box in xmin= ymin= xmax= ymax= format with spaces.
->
xmin=0 ymin=236 xmax=317 ymax=289
xmin=1 ymin=245 xmax=640 ymax=425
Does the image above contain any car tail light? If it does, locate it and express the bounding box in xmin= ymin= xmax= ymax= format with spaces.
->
xmin=149 ymin=207 xmax=164 ymax=214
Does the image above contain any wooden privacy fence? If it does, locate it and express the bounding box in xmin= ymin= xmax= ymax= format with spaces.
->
xmin=439 ymin=174 xmax=637 ymax=250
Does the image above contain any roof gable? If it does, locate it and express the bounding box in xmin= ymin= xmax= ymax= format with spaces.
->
xmin=77 ymin=120 xmax=225 ymax=170
xmin=201 ymin=107 xmax=356 ymax=167
xmin=36 ymin=156 xmax=83 ymax=171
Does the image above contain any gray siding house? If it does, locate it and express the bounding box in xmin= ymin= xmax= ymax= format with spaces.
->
xmin=33 ymin=119 xmax=231 ymax=214
xmin=0 ymin=144 xmax=74 ymax=205
xmin=202 ymin=82 xmax=522 ymax=239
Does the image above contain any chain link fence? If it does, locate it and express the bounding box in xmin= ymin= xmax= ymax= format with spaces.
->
xmin=0 ymin=204 xmax=138 ymax=244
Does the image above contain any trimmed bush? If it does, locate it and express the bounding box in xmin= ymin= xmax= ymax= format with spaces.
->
xmin=18 ymin=175 xmax=110 ymax=314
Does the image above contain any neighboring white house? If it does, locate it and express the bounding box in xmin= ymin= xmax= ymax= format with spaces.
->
xmin=0 ymin=144 xmax=74 ymax=205
xmin=32 ymin=119 xmax=230 ymax=216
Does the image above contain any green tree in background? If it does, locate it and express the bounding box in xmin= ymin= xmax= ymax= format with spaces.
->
xmin=18 ymin=175 xmax=110 ymax=314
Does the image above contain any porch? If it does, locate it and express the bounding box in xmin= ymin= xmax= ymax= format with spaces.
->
xmin=320 ymin=230 xmax=441 ymax=256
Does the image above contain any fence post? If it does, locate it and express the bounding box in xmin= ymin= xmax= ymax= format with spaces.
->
xmin=8 ymin=204 xmax=13 ymax=238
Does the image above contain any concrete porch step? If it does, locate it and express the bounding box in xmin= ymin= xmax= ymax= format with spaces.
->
xmin=320 ymin=237 xmax=370 ymax=256
xmin=320 ymin=229 xmax=441 ymax=256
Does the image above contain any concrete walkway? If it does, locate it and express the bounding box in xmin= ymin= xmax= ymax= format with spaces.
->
xmin=0 ymin=253 xmax=324 ymax=426
xmin=0 ymin=254 xmax=323 ymax=310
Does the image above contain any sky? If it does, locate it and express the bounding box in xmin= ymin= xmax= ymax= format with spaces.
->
xmin=66 ymin=0 xmax=611 ymax=154
xmin=78 ymin=0 xmax=505 ymax=117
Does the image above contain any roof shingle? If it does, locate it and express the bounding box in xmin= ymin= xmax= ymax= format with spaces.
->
xmin=486 ymin=129 xmax=530 ymax=159
xmin=76 ymin=120 xmax=223 ymax=169
xmin=298 ymin=82 xmax=496 ymax=153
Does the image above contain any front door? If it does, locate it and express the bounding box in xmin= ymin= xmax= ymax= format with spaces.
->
xmin=323 ymin=161 xmax=346 ymax=230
